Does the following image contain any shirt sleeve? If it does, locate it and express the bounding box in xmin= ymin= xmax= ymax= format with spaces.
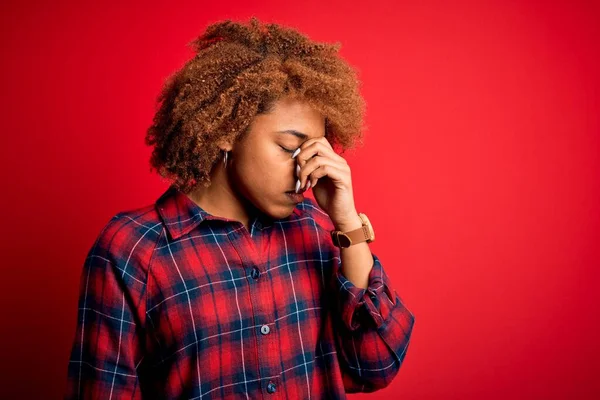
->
xmin=64 ymin=219 xmax=146 ymax=399
xmin=331 ymin=252 xmax=415 ymax=393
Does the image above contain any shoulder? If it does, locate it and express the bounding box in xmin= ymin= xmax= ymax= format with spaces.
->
xmin=86 ymin=204 xmax=164 ymax=279
xmin=96 ymin=204 xmax=163 ymax=248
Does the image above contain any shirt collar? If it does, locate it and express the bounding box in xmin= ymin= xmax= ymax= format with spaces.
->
xmin=155 ymin=185 xmax=303 ymax=240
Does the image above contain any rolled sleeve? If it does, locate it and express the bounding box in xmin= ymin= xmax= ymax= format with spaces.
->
xmin=331 ymin=253 xmax=416 ymax=392
xmin=334 ymin=254 xmax=407 ymax=332
xmin=301 ymin=198 xmax=416 ymax=392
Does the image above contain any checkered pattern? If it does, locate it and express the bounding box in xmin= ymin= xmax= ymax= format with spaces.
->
xmin=65 ymin=185 xmax=415 ymax=399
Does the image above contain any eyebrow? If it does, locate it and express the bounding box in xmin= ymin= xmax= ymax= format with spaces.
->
xmin=276 ymin=130 xmax=308 ymax=140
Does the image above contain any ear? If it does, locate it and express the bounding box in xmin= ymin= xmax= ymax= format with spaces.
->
xmin=216 ymin=139 xmax=233 ymax=152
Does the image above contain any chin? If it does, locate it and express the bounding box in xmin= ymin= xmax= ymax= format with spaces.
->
xmin=256 ymin=199 xmax=296 ymax=220
xmin=265 ymin=205 xmax=295 ymax=220
xmin=243 ymin=194 xmax=286 ymax=219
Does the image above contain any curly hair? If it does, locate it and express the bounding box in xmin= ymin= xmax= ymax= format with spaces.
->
xmin=145 ymin=17 xmax=366 ymax=193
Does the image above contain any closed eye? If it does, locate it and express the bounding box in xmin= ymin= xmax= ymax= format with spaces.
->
xmin=279 ymin=145 xmax=295 ymax=154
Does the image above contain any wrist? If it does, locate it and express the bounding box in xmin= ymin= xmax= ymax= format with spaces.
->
xmin=333 ymin=212 xmax=362 ymax=232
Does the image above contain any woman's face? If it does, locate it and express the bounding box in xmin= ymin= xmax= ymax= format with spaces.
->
xmin=228 ymin=96 xmax=325 ymax=220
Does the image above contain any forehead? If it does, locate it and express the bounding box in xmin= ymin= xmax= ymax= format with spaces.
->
xmin=252 ymin=97 xmax=326 ymax=140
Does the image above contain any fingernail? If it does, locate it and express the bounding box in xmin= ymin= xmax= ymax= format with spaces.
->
xmin=291 ymin=148 xmax=301 ymax=159
xmin=305 ymin=180 xmax=311 ymax=190
xmin=295 ymin=179 xmax=301 ymax=193
xmin=296 ymin=164 xmax=301 ymax=177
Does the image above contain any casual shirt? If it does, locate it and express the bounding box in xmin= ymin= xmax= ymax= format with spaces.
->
xmin=65 ymin=185 xmax=415 ymax=399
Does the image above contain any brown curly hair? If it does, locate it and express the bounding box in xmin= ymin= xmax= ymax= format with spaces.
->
xmin=145 ymin=17 xmax=366 ymax=194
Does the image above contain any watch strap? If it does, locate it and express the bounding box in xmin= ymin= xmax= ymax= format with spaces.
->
xmin=331 ymin=213 xmax=375 ymax=248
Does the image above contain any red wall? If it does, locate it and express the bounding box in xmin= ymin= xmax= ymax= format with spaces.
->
xmin=1 ymin=0 xmax=599 ymax=398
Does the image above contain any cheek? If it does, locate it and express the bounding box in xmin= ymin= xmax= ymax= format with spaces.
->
xmin=258 ymin=158 xmax=286 ymax=184
xmin=236 ymin=149 xmax=288 ymax=185
xmin=260 ymin=160 xmax=295 ymax=194
xmin=253 ymin=146 xmax=291 ymax=174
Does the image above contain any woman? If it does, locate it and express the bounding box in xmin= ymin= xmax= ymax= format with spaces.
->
xmin=65 ymin=17 xmax=415 ymax=399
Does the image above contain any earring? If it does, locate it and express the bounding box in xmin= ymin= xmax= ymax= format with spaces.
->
xmin=223 ymin=150 xmax=229 ymax=168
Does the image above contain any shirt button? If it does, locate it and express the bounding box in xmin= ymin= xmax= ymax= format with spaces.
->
xmin=260 ymin=325 xmax=270 ymax=335
xmin=251 ymin=267 xmax=260 ymax=280
xmin=266 ymin=381 xmax=276 ymax=393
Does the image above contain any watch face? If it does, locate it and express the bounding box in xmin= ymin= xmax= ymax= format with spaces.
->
xmin=359 ymin=213 xmax=375 ymax=242
xmin=367 ymin=223 xmax=375 ymax=241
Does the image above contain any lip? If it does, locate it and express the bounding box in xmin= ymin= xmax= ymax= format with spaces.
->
xmin=286 ymin=191 xmax=304 ymax=203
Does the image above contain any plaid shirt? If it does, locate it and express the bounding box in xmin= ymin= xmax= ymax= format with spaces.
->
xmin=65 ymin=185 xmax=415 ymax=399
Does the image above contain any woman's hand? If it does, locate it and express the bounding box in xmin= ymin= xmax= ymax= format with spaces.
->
xmin=292 ymin=137 xmax=362 ymax=231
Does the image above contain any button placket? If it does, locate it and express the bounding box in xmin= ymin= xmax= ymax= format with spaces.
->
xmin=230 ymin=222 xmax=281 ymax=396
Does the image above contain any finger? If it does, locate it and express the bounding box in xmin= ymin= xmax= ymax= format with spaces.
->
xmin=299 ymin=156 xmax=349 ymax=189
xmin=309 ymin=163 xmax=349 ymax=189
xmin=296 ymin=137 xmax=334 ymax=159
xmin=299 ymin=136 xmax=334 ymax=151
xmin=315 ymin=136 xmax=334 ymax=150
xmin=301 ymin=150 xmax=349 ymax=190
xmin=293 ymin=140 xmax=345 ymax=168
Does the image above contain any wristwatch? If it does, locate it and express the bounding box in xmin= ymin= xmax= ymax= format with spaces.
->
xmin=331 ymin=213 xmax=375 ymax=248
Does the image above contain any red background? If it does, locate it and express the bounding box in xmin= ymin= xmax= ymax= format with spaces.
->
xmin=1 ymin=0 xmax=599 ymax=398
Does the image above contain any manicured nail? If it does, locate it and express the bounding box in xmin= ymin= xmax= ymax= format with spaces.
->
xmin=296 ymin=164 xmax=301 ymax=177
xmin=305 ymin=180 xmax=311 ymax=190
xmin=291 ymin=148 xmax=301 ymax=159
xmin=295 ymin=179 xmax=301 ymax=193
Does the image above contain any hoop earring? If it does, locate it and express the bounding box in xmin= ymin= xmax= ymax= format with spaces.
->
xmin=223 ymin=150 xmax=229 ymax=168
